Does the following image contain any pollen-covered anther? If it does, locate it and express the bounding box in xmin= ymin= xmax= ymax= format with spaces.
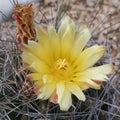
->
xmin=55 ymin=58 xmax=69 ymax=71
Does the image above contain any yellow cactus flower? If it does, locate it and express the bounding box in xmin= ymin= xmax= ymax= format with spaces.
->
xmin=21 ymin=16 xmax=114 ymax=111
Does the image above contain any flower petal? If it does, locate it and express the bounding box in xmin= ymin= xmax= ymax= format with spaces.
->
xmin=67 ymin=82 xmax=86 ymax=101
xmin=48 ymin=25 xmax=61 ymax=59
xmin=76 ymin=82 xmax=90 ymax=90
xmin=27 ymin=73 xmax=42 ymax=80
xmin=73 ymin=75 xmax=101 ymax=89
xmin=58 ymin=16 xmax=75 ymax=58
xmin=33 ymin=81 xmax=44 ymax=95
xmin=50 ymin=92 xmax=58 ymax=104
xmin=59 ymin=89 xmax=72 ymax=111
xmin=37 ymin=82 xmax=56 ymax=100
xmin=56 ymin=82 xmax=65 ymax=103
xmin=22 ymin=51 xmax=50 ymax=73
xmin=21 ymin=41 xmax=54 ymax=65
xmin=78 ymin=64 xmax=114 ymax=81
xmin=58 ymin=16 xmax=72 ymax=38
xmin=36 ymin=26 xmax=50 ymax=47
xmin=71 ymin=25 xmax=91 ymax=59
xmin=74 ymin=45 xmax=106 ymax=71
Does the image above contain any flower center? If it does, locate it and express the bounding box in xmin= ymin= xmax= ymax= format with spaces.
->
xmin=55 ymin=58 xmax=69 ymax=71
xmin=53 ymin=58 xmax=73 ymax=80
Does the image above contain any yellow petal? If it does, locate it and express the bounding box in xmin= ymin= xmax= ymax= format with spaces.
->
xmin=58 ymin=16 xmax=75 ymax=58
xmin=37 ymin=82 xmax=56 ymax=100
xmin=22 ymin=52 xmax=49 ymax=73
xmin=74 ymin=45 xmax=106 ymax=71
xmin=42 ymin=74 xmax=57 ymax=84
xmin=76 ymin=82 xmax=90 ymax=90
xmin=73 ymin=76 xmax=100 ymax=89
xmin=67 ymin=82 xmax=86 ymax=101
xmin=58 ymin=16 xmax=72 ymax=38
xmin=48 ymin=25 xmax=61 ymax=59
xmin=78 ymin=64 xmax=114 ymax=81
xmin=21 ymin=41 xmax=53 ymax=65
xmin=27 ymin=73 xmax=42 ymax=80
xmin=56 ymin=82 xmax=65 ymax=103
xmin=33 ymin=81 xmax=44 ymax=94
xmin=21 ymin=52 xmax=34 ymax=64
xmin=71 ymin=25 xmax=91 ymax=59
xmin=36 ymin=26 xmax=50 ymax=47
xmin=59 ymin=89 xmax=72 ymax=111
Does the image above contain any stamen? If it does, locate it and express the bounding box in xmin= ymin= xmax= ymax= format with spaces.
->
xmin=55 ymin=58 xmax=69 ymax=71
